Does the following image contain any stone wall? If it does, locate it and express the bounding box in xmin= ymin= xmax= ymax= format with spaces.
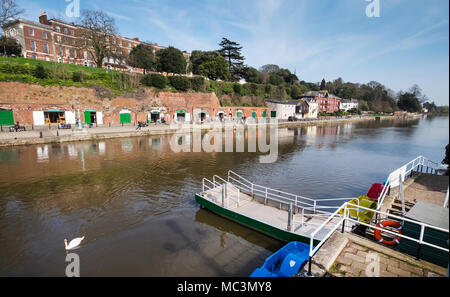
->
xmin=0 ymin=82 xmax=268 ymax=125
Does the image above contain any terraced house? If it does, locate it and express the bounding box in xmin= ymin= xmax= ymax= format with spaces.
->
xmin=300 ymin=90 xmax=341 ymax=113
xmin=1 ymin=12 xmax=190 ymax=72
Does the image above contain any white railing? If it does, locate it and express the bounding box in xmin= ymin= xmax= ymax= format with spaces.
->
xmin=376 ymin=156 xmax=441 ymax=210
xmin=307 ymin=201 xmax=449 ymax=275
xmin=227 ymin=170 xmax=354 ymax=215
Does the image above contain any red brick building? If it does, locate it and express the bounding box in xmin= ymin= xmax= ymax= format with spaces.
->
xmin=299 ymin=90 xmax=341 ymax=113
xmin=2 ymin=12 xmax=190 ymax=72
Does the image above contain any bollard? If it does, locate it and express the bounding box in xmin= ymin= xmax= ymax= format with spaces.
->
xmin=32 ymin=124 xmax=34 ymax=130
xmin=40 ymin=131 xmax=43 ymax=138
xmin=57 ymin=130 xmax=59 ymax=137
xmin=49 ymin=124 xmax=51 ymax=130
xmin=109 ymin=123 xmax=111 ymax=127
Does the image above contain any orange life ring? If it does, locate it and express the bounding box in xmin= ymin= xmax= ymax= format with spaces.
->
xmin=374 ymin=220 xmax=403 ymax=246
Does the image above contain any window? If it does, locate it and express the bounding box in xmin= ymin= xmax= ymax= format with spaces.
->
xmin=29 ymin=28 xmax=34 ymax=36
xmin=63 ymin=28 xmax=68 ymax=34
xmin=128 ymin=42 xmax=131 ymax=47
xmin=66 ymin=48 xmax=70 ymax=57
xmin=56 ymin=26 xmax=61 ymax=32
xmin=57 ymin=35 xmax=61 ymax=42
xmin=73 ymin=49 xmax=77 ymax=59
xmin=70 ymin=30 xmax=74 ymax=36
xmin=44 ymin=43 xmax=49 ymax=54
xmin=58 ymin=46 xmax=62 ymax=56
xmin=43 ymin=32 xmax=48 ymax=39
xmin=32 ymin=54 xmax=37 ymax=59
xmin=83 ymin=51 xmax=87 ymax=59
xmin=45 ymin=57 xmax=50 ymax=61
xmin=30 ymin=40 xmax=36 ymax=51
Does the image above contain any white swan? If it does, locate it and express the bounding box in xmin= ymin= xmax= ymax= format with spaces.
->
xmin=64 ymin=236 xmax=85 ymax=250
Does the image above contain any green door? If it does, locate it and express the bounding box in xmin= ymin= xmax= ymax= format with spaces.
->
xmin=262 ymin=110 xmax=267 ymax=118
xmin=120 ymin=113 xmax=131 ymax=123
xmin=237 ymin=111 xmax=242 ymax=118
xmin=0 ymin=110 xmax=14 ymax=125
xmin=252 ymin=112 xmax=257 ymax=118
xmin=271 ymin=111 xmax=277 ymax=118
xmin=84 ymin=111 xmax=92 ymax=124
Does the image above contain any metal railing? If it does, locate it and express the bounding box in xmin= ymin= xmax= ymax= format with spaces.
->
xmin=227 ymin=170 xmax=354 ymax=215
xmin=307 ymin=201 xmax=449 ymax=275
xmin=376 ymin=156 xmax=442 ymax=210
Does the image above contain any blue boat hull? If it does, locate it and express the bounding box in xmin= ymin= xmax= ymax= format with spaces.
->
xmin=250 ymin=241 xmax=310 ymax=277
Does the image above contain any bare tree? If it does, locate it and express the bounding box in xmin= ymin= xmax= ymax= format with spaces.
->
xmin=76 ymin=10 xmax=119 ymax=68
xmin=0 ymin=0 xmax=23 ymax=29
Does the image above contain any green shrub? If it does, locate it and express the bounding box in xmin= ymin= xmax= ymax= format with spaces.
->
xmin=190 ymin=76 xmax=205 ymax=91
xmin=168 ymin=75 xmax=190 ymax=91
xmin=34 ymin=64 xmax=47 ymax=79
xmin=233 ymin=83 xmax=245 ymax=96
xmin=141 ymin=74 xmax=152 ymax=86
xmin=72 ymin=71 xmax=85 ymax=82
xmin=150 ymin=73 xmax=167 ymax=89
xmin=223 ymin=85 xmax=233 ymax=94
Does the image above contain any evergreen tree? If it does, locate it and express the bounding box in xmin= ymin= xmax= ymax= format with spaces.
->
xmin=320 ymin=78 xmax=326 ymax=90
xmin=156 ymin=46 xmax=187 ymax=74
xmin=218 ymin=38 xmax=245 ymax=81
xmin=127 ymin=44 xmax=156 ymax=74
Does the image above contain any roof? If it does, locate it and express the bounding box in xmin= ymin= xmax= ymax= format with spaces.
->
xmin=341 ymin=99 xmax=359 ymax=104
xmin=300 ymin=90 xmax=341 ymax=99
xmin=266 ymin=99 xmax=301 ymax=105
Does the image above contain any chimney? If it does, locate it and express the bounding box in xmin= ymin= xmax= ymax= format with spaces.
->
xmin=133 ymin=37 xmax=139 ymax=41
xmin=39 ymin=12 xmax=48 ymax=25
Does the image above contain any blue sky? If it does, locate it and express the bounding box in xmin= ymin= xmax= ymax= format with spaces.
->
xmin=17 ymin=0 xmax=449 ymax=105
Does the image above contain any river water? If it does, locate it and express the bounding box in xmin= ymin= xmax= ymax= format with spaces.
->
xmin=0 ymin=116 xmax=448 ymax=276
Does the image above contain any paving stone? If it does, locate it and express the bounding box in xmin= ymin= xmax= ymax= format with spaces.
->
xmin=399 ymin=262 xmax=424 ymax=276
xmin=344 ymin=252 xmax=366 ymax=264
xmin=340 ymin=265 xmax=363 ymax=277
xmin=356 ymin=250 xmax=369 ymax=259
xmin=336 ymin=255 xmax=353 ymax=266
xmin=380 ymin=270 xmax=399 ymax=277
xmin=387 ymin=264 xmax=411 ymax=277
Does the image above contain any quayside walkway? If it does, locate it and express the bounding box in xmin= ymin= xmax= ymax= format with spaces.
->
xmin=306 ymin=156 xmax=449 ymax=277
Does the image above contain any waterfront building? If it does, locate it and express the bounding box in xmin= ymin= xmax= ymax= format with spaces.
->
xmin=2 ymin=12 xmax=191 ymax=73
xmin=340 ymin=99 xmax=359 ymax=112
xmin=300 ymin=90 xmax=341 ymax=113
xmin=266 ymin=99 xmax=318 ymax=120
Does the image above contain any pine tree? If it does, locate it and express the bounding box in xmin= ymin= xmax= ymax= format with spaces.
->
xmin=320 ymin=78 xmax=326 ymax=90
xmin=218 ymin=38 xmax=245 ymax=81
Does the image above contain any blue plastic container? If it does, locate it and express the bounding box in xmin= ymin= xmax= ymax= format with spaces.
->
xmin=250 ymin=241 xmax=310 ymax=277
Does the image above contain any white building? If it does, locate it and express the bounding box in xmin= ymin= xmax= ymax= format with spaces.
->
xmin=340 ymin=99 xmax=359 ymax=112
xmin=266 ymin=100 xmax=297 ymax=120
xmin=266 ymin=99 xmax=319 ymax=120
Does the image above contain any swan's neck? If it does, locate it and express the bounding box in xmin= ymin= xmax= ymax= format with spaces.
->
xmin=64 ymin=240 xmax=68 ymax=249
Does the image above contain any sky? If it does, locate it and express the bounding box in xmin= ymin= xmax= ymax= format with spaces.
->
xmin=15 ymin=0 xmax=450 ymax=105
